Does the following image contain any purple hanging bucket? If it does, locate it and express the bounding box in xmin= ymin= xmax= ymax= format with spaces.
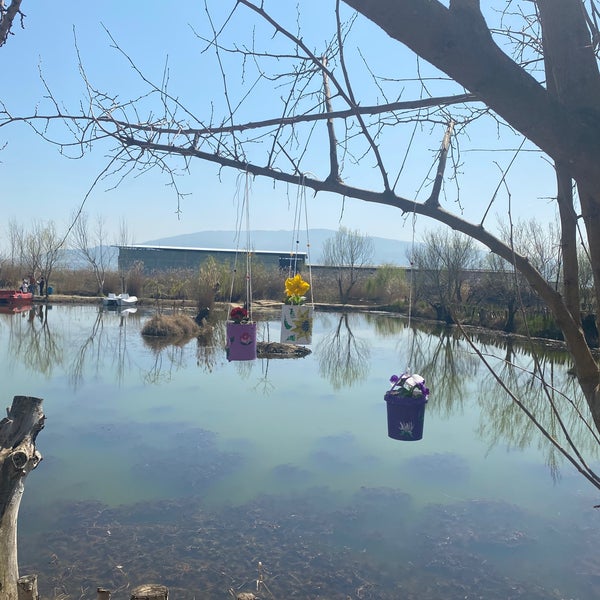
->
xmin=384 ymin=391 xmax=428 ymax=441
xmin=226 ymin=321 xmax=257 ymax=361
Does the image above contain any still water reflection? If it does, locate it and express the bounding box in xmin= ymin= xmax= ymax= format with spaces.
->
xmin=2 ymin=304 xmax=599 ymax=599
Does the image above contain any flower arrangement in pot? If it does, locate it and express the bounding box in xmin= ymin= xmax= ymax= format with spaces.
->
xmin=384 ymin=372 xmax=429 ymax=441
xmin=281 ymin=273 xmax=313 ymax=345
xmin=284 ymin=273 xmax=310 ymax=305
xmin=387 ymin=372 xmax=430 ymax=399
xmin=229 ymin=306 xmax=249 ymax=324
xmin=226 ymin=305 xmax=256 ymax=361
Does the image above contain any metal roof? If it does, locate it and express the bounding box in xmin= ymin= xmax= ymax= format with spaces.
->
xmin=117 ymin=245 xmax=307 ymax=256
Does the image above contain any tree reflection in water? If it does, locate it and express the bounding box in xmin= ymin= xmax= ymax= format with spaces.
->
xmin=366 ymin=312 xmax=600 ymax=485
xmin=196 ymin=321 xmax=226 ymax=374
xmin=3 ymin=304 xmax=599 ymax=490
xmin=316 ymin=313 xmax=370 ymax=389
xmin=143 ymin=334 xmax=191 ymax=384
xmin=465 ymin=328 xmax=600 ymax=485
xmin=68 ymin=309 xmax=105 ymax=388
xmin=7 ymin=304 xmax=63 ymax=377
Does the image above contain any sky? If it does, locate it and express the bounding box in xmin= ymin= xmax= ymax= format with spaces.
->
xmin=1 ymin=1 xmax=558 ymax=250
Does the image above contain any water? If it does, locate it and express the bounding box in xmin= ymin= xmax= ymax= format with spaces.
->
xmin=2 ymin=304 xmax=600 ymax=599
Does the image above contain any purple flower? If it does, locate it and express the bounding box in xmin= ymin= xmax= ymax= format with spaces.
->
xmin=416 ymin=382 xmax=430 ymax=398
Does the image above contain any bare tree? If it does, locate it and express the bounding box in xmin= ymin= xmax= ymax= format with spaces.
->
xmin=321 ymin=226 xmax=374 ymax=303
xmin=498 ymin=219 xmax=562 ymax=291
xmin=70 ymin=211 xmax=115 ymax=295
xmin=3 ymin=1 xmax=600 ymax=470
xmin=477 ymin=252 xmax=524 ymax=333
xmin=8 ymin=220 xmax=65 ymax=295
xmin=412 ymin=229 xmax=480 ymax=323
xmin=28 ymin=221 xmax=64 ymax=296
xmin=5 ymin=219 xmax=25 ymax=270
xmin=115 ymin=217 xmax=134 ymax=248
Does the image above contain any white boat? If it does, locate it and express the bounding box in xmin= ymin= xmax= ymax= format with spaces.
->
xmin=116 ymin=293 xmax=138 ymax=307
xmin=103 ymin=293 xmax=138 ymax=307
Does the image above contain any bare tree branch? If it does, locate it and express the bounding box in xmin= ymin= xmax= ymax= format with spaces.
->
xmin=0 ymin=0 xmax=25 ymax=47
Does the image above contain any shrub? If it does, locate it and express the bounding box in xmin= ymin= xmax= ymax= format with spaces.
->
xmin=141 ymin=313 xmax=201 ymax=338
xmin=364 ymin=265 xmax=408 ymax=303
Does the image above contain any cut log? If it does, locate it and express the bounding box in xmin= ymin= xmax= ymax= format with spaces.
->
xmin=0 ymin=396 xmax=44 ymax=600
xmin=97 ymin=588 xmax=112 ymax=600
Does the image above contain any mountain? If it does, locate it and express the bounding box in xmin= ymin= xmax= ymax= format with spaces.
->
xmin=142 ymin=229 xmax=413 ymax=266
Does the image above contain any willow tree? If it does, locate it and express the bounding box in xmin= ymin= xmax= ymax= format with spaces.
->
xmin=3 ymin=1 xmax=600 ymax=484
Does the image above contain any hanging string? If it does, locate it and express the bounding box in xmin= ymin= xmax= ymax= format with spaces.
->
xmin=405 ymin=207 xmax=418 ymax=376
xmin=287 ymin=174 xmax=315 ymax=306
xmin=244 ymin=171 xmax=253 ymax=321
xmin=288 ymin=178 xmax=304 ymax=278
xmin=228 ymin=173 xmax=245 ymax=307
xmin=228 ymin=170 xmax=253 ymax=320
xmin=301 ymin=176 xmax=315 ymax=307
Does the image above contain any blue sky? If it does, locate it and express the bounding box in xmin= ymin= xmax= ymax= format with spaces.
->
xmin=1 ymin=1 xmax=557 ymax=248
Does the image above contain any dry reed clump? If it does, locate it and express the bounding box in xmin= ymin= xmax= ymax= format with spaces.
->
xmin=141 ymin=313 xmax=201 ymax=338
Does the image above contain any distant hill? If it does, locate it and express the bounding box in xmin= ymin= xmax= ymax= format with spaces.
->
xmin=143 ymin=229 xmax=413 ymax=266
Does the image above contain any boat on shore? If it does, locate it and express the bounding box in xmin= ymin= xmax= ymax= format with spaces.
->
xmin=103 ymin=293 xmax=138 ymax=307
xmin=0 ymin=290 xmax=34 ymax=304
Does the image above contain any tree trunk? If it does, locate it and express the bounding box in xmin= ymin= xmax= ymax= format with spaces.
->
xmin=0 ymin=397 xmax=44 ymax=600
xmin=504 ymin=299 xmax=516 ymax=334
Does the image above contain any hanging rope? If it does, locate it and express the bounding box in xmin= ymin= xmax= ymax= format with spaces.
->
xmin=228 ymin=175 xmax=243 ymax=307
xmin=288 ymin=178 xmax=304 ymax=277
xmin=405 ymin=207 xmax=418 ymax=376
xmin=229 ymin=170 xmax=253 ymax=320
xmin=244 ymin=172 xmax=253 ymax=321
xmin=286 ymin=174 xmax=315 ymax=305
xmin=302 ymin=179 xmax=315 ymax=307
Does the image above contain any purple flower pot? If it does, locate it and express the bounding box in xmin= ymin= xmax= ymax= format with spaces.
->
xmin=384 ymin=391 xmax=428 ymax=441
xmin=226 ymin=321 xmax=257 ymax=361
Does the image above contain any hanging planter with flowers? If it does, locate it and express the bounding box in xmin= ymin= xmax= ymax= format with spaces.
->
xmin=280 ymin=273 xmax=313 ymax=345
xmin=226 ymin=306 xmax=257 ymax=361
xmin=384 ymin=372 xmax=429 ymax=441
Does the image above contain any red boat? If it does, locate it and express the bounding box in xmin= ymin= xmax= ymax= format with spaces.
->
xmin=0 ymin=304 xmax=33 ymax=314
xmin=0 ymin=290 xmax=34 ymax=304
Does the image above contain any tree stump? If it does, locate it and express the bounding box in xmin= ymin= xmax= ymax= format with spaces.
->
xmin=97 ymin=588 xmax=112 ymax=600
xmin=130 ymin=584 xmax=169 ymax=600
xmin=0 ymin=396 xmax=44 ymax=600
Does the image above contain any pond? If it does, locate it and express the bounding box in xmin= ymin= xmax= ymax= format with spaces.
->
xmin=2 ymin=303 xmax=600 ymax=599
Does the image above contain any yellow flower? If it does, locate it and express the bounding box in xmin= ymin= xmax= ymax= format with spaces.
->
xmin=284 ymin=274 xmax=310 ymax=304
